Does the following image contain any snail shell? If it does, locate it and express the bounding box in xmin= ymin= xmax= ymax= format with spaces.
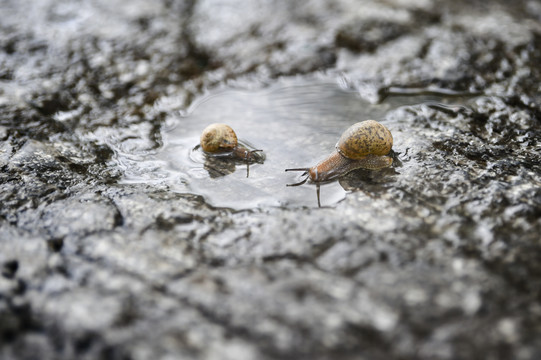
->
xmin=200 ymin=123 xmax=238 ymax=153
xmin=336 ymin=120 xmax=393 ymax=160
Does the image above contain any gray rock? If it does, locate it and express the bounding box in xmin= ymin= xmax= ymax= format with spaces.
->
xmin=1 ymin=0 xmax=540 ymax=359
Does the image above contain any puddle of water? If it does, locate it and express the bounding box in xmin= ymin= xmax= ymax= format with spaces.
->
xmin=118 ymin=78 xmax=471 ymax=209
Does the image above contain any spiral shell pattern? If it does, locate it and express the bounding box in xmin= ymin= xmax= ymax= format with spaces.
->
xmin=336 ymin=120 xmax=393 ymax=160
xmin=200 ymin=123 xmax=238 ymax=153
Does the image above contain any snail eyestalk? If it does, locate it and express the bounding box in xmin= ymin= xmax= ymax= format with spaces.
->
xmin=285 ymin=168 xmax=310 ymax=173
xmin=285 ymin=168 xmax=310 ymax=187
xmin=247 ymin=149 xmax=263 ymax=161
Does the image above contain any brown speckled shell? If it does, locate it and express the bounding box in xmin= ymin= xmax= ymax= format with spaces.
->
xmin=336 ymin=120 xmax=393 ymax=160
xmin=200 ymin=123 xmax=238 ymax=153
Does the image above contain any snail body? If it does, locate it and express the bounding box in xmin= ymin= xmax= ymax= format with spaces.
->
xmin=286 ymin=120 xmax=393 ymax=185
xmin=200 ymin=123 xmax=262 ymax=162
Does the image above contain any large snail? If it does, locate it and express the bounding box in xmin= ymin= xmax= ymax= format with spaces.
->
xmin=200 ymin=123 xmax=263 ymax=176
xmin=286 ymin=120 xmax=393 ymax=205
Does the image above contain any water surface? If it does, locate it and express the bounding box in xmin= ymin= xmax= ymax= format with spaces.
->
xmin=120 ymin=78 xmax=470 ymax=209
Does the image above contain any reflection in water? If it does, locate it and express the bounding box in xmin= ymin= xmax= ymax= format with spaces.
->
xmin=118 ymin=78 xmax=473 ymax=209
xmin=338 ymin=165 xmax=399 ymax=192
xmin=201 ymin=152 xmax=237 ymax=178
xmin=285 ymin=173 xmax=347 ymax=208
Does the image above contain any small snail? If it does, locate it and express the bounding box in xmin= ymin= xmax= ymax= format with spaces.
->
xmin=199 ymin=123 xmax=263 ymax=177
xmin=286 ymin=120 xmax=393 ymax=205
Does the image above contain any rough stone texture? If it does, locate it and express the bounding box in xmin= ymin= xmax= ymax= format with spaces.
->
xmin=1 ymin=0 xmax=541 ymax=359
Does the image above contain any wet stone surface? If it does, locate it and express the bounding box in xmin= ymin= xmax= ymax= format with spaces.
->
xmin=1 ymin=0 xmax=541 ymax=359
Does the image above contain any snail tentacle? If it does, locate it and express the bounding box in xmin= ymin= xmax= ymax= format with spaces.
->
xmin=285 ymin=168 xmax=310 ymax=172
xmin=285 ymin=168 xmax=310 ymax=187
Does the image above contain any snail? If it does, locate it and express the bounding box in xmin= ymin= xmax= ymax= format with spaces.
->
xmin=199 ymin=123 xmax=263 ymax=177
xmin=285 ymin=120 xmax=393 ymax=206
